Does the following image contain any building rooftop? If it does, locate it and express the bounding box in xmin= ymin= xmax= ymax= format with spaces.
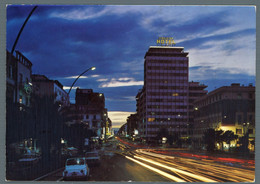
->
xmin=194 ymin=83 xmax=255 ymax=103
xmin=32 ymin=74 xmax=49 ymax=81
xmin=145 ymin=45 xmax=188 ymax=58
xmin=32 ymin=74 xmax=64 ymax=90
xmin=149 ymin=46 xmax=184 ymax=49
xmin=15 ymin=50 xmax=33 ymax=69
xmin=76 ymin=88 xmax=93 ymax=93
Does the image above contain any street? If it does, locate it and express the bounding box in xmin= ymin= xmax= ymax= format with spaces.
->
xmin=37 ymin=137 xmax=255 ymax=182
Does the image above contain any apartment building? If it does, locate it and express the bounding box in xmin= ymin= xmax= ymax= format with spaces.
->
xmin=192 ymin=83 xmax=255 ymax=150
xmin=137 ymin=46 xmax=189 ymax=141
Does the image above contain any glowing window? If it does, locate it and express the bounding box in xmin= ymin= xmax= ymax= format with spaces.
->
xmin=148 ymin=118 xmax=155 ymax=122
xmin=172 ymin=93 xmax=179 ymax=96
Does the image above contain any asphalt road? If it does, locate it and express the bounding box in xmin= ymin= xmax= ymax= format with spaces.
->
xmin=39 ymin=150 xmax=170 ymax=181
xmin=39 ymin=137 xmax=255 ymax=182
xmin=89 ymin=152 xmax=170 ymax=181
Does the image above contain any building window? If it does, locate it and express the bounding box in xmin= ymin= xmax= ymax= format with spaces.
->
xmin=236 ymin=129 xmax=242 ymax=134
xmin=19 ymin=95 xmax=23 ymax=104
xmin=172 ymin=93 xmax=179 ymax=96
xmin=86 ymin=115 xmax=89 ymax=119
xmin=93 ymin=115 xmax=96 ymax=120
xmin=237 ymin=93 xmax=242 ymax=99
xmin=248 ymin=129 xmax=253 ymax=134
xmin=148 ymin=118 xmax=155 ymax=122
xmin=249 ymin=93 xmax=253 ymax=99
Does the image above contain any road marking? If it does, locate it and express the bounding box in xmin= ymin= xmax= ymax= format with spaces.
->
xmin=33 ymin=167 xmax=64 ymax=181
xmin=125 ymin=156 xmax=185 ymax=182
xmin=57 ymin=177 xmax=63 ymax=181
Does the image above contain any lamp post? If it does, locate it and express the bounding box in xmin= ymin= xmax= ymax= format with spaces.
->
xmin=9 ymin=6 xmax=37 ymax=105
xmin=68 ymin=67 xmax=96 ymax=95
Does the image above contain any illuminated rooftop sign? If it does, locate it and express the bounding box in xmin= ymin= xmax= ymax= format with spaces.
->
xmin=157 ymin=37 xmax=176 ymax=46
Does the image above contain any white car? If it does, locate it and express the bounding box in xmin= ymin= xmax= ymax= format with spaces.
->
xmin=63 ymin=157 xmax=90 ymax=180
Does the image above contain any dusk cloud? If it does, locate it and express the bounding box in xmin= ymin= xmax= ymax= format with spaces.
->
xmin=99 ymin=78 xmax=143 ymax=88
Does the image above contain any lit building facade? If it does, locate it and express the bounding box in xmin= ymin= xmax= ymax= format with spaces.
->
xmin=192 ymin=83 xmax=255 ymax=151
xmin=137 ymin=46 xmax=189 ymax=141
xmin=6 ymin=50 xmax=33 ymax=107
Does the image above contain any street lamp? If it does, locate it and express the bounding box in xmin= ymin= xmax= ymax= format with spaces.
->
xmin=68 ymin=67 xmax=96 ymax=95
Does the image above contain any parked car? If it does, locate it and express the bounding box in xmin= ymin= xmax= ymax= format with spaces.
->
xmin=85 ymin=151 xmax=101 ymax=166
xmin=18 ymin=153 xmax=41 ymax=167
xmin=63 ymin=157 xmax=90 ymax=180
xmin=67 ymin=147 xmax=78 ymax=157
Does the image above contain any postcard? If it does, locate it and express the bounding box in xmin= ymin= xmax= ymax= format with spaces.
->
xmin=5 ymin=5 xmax=255 ymax=182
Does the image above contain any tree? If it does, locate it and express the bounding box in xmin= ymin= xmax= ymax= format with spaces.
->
xmin=221 ymin=130 xmax=238 ymax=152
xmin=203 ymin=128 xmax=215 ymax=152
xmin=250 ymin=139 xmax=255 ymax=150
xmin=238 ymin=133 xmax=250 ymax=154
xmin=215 ymin=129 xmax=224 ymax=151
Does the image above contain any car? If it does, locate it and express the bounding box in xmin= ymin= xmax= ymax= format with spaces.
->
xmin=67 ymin=147 xmax=78 ymax=157
xmin=63 ymin=157 xmax=90 ymax=180
xmin=18 ymin=153 xmax=41 ymax=167
xmin=85 ymin=151 xmax=101 ymax=166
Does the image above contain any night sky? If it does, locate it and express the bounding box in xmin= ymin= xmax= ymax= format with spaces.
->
xmin=6 ymin=5 xmax=256 ymax=128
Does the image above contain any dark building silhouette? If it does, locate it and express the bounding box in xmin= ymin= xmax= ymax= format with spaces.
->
xmin=67 ymin=88 xmax=109 ymax=138
xmin=76 ymin=88 xmax=105 ymax=110
xmin=6 ymin=50 xmax=67 ymax=180
xmin=188 ymin=82 xmax=208 ymax=138
xmin=126 ymin=113 xmax=138 ymax=136
xmin=31 ymin=74 xmax=69 ymax=106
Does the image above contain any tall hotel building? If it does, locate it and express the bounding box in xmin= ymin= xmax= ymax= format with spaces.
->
xmin=136 ymin=46 xmax=189 ymax=141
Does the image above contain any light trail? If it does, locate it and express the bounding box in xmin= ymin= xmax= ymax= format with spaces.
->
xmin=134 ymin=155 xmax=218 ymax=182
xmin=117 ymin=139 xmax=254 ymax=182
xmin=132 ymin=150 xmax=254 ymax=182
xmin=173 ymin=157 xmax=254 ymax=182
xmin=136 ymin=149 xmax=175 ymax=159
xmin=151 ymin=155 xmax=253 ymax=182
xmin=125 ymin=156 xmax=185 ymax=182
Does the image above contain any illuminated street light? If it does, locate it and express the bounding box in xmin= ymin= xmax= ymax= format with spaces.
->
xmin=68 ymin=66 xmax=96 ymax=95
